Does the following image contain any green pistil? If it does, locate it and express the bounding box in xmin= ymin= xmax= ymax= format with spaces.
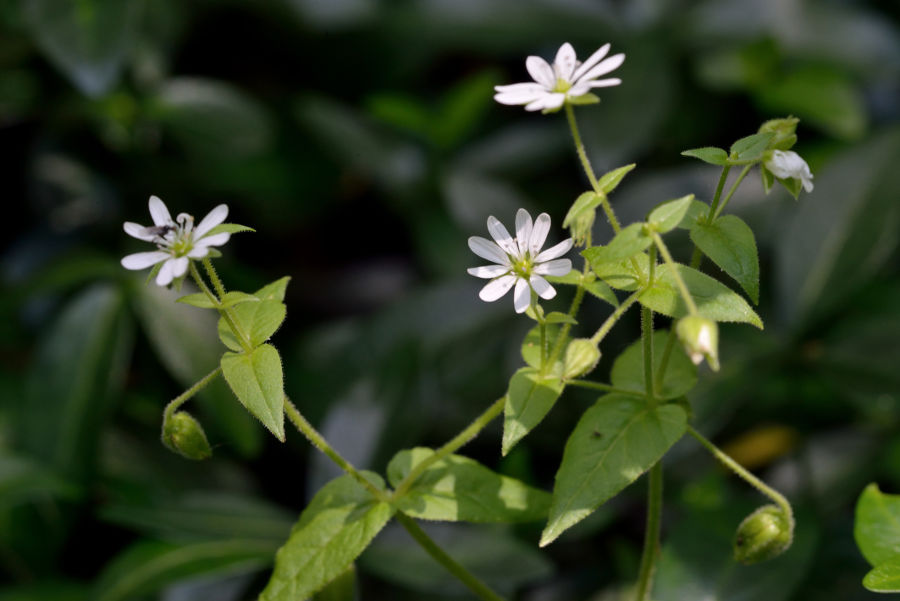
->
xmin=553 ymin=78 xmax=572 ymax=94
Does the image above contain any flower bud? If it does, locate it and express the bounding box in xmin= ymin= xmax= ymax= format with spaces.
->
xmin=570 ymin=209 xmax=596 ymax=247
xmin=758 ymin=117 xmax=798 ymax=151
xmin=563 ymin=338 xmax=601 ymax=379
xmin=162 ymin=411 xmax=212 ymax=460
xmin=675 ymin=316 xmax=719 ymax=371
xmin=733 ymin=504 xmax=793 ymax=564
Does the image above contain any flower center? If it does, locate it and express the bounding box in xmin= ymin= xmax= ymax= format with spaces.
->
xmin=511 ymin=254 xmax=534 ymax=279
xmin=553 ymin=78 xmax=572 ymax=94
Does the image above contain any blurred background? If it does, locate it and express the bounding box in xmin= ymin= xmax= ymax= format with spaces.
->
xmin=2 ymin=0 xmax=899 ymax=599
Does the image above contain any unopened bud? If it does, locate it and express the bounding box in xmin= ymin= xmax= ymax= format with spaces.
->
xmin=676 ymin=316 xmax=719 ymax=371
xmin=733 ymin=504 xmax=793 ymax=564
xmin=162 ymin=411 xmax=212 ymax=460
xmin=758 ymin=117 xmax=798 ymax=151
xmin=563 ymin=338 xmax=601 ymax=379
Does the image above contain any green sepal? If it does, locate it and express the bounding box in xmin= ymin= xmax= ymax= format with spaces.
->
xmin=502 ymin=367 xmax=565 ymax=455
xmin=177 ymin=291 xmax=259 ymax=309
xmin=205 ymin=223 xmax=256 ymax=236
xmin=760 ymin=164 xmax=775 ymax=194
xmin=562 ymin=339 xmax=600 ymax=380
xmin=733 ymin=504 xmax=793 ymax=564
xmin=145 ymin=262 xmax=163 ymax=286
xmin=681 ymin=147 xmax=729 ymax=166
xmin=567 ymin=93 xmax=600 ymax=105
xmin=220 ymin=344 xmax=285 ymax=441
xmin=647 ymin=194 xmax=695 ymax=233
xmin=562 ymin=191 xmax=602 ymax=245
xmin=161 ymin=411 xmax=212 ymax=460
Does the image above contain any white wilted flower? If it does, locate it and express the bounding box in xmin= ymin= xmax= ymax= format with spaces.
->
xmin=121 ymin=196 xmax=231 ymax=286
xmin=765 ymin=150 xmax=814 ymax=193
xmin=468 ymin=209 xmax=573 ymax=314
xmin=494 ymin=42 xmax=625 ymax=112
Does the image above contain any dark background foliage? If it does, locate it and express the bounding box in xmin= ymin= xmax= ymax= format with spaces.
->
xmin=1 ymin=0 xmax=899 ymax=599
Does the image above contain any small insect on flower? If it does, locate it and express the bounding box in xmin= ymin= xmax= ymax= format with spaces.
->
xmin=494 ymin=42 xmax=625 ymax=113
xmin=121 ymin=196 xmax=231 ymax=287
xmin=467 ymin=208 xmax=573 ymax=314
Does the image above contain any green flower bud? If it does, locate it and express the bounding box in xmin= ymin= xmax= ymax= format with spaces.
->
xmin=675 ymin=316 xmax=719 ymax=371
xmin=758 ymin=117 xmax=799 ymax=151
xmin=162 ymin=411 xmax=212 ymax=460
xmin=733 ymin=504 xmax=793 ymax=564
xmin=570 ymin=209 xmax=596 ymax=247
xmin=563 ymin=338 xmax=601 ymax=379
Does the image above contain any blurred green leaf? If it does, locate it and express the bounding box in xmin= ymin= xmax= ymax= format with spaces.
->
xmin=690 ymin=215 xmax=760 ymax=304
xmin=682 ymin=147 xmax=730 ymax=166
xmin=639 ymin=264 xmax=763 ymax=328
xmin=502 ymin=367 xmax=565 ymax=456
xmin=648 ymin=195 xmax=695 ymax=233
xmin=0 ymin=582 xmax=88 ymax=601
xmin=864 ymin=558 xmax=900 ymax=593
xmin=24 ymin=0 xmax=141 ymax=96
xmin=541 ymin=394 xmax=687 ymax=546
xmin=595 ymin=164 xmax=637 ymax=195
xmin=21 ymin=284 xmax=132 ymax=482
xmin=314 ymin=564 xmax=357 ymax=601
xmin=855 ymin=483 xmax=900 ymax=567
xmin=93 ymin=538 xmax=275 ymax=601
xmin=387 ymin=447 xmax=550 ymax=523
xmin=728 ymin=132 xmax=774 ymax=164
xmin=0 ymin=453 xmax=79 ymax=509
xmin=433 ymin=70 xmax=496 ymax=150
xmin=610 ymin=331 xmax=697 ymax=401
xmin=260 ymin=472 xmax=393 ymax=601
xmin=221 ymin=344 xmax=285 ymax=442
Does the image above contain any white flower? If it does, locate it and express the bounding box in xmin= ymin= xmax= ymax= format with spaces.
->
xmin=121 ymin=196 xmax=231 ymax=286
xmin=765 ymin=150 xmax=814 ymax=193
xmin=494 ymin=42 xmax=624 ymax=112
xmin=468 ymin=208 xmax=573 ymax=313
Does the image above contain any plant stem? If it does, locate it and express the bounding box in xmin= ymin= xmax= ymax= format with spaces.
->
xmin=283 ymin=397 xmax=388 ymax=502
xmin=202 ymin=257 xmax=228 ymax=298
xmin=711 ymin=164 xmax=753 ymax=221
xmin=565 ymin=103 xmax=622 ymax=234
xmin=163 ymin=366 xmax=222 ymax=419
xmin=650 ymin=232 xmax=699 ymax=316
xmin=395 ymin=513 xmax=507 ymax=601
xmin=539 ymin=320 xmax=548 ymax=371
xmin=589 ymin=290 xmax=641 ymax=346
xmin=546 ymin=282 xmax=587 ymax=370
xmin=706 ymin=165 xmax=732 ymax=223
xmin=188 ymin=261 xmax=253 ymax=353
xmin=641 ymin=307 xmax=656 ymax=404
xmin=393 ymin=396 xmax=506 ymax=498
xmin=687 ymin=425 xmax=794 ymax=522
xmin=653 ymin=330 xmax=677 ymax=393
xmin=566 ymin=380 xmax=645 ymax=397
xmin=634 ymin=462 xmax=663 ymax=601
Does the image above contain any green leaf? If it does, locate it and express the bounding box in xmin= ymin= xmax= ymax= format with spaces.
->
xmin=864 ymin=558 xmax=900 ymax=593
xmin=690 ymin=215 xmax=760 ymax=304
xmin=541 ymin=395 xmax=687 ymax=545
xmin=314 ymin=565 xmax=357 ymax=601
xmin=677 ymin=200 xmax=710 ymax=230
xmin=596 ymin=163 xmax=636 ymax=194
xmin=648 ymin=194 xmax=695 ymax=233
xmin=855 ymin=483 xmax=900 ymax=567
xmin=21 ymin=284 xmax=132 ymax=482
xmin=204 ymin=223 xmax=256 ymax=236
xmin=387 ymin=448 xmax=550 ymax=523
xmin=0 ymin=454 xmax=80 ymax=510
xmin=585 ymin=251 xmax=650 ymax=291
xmin=545 ymin=271 xmax=618 ymax=307
xmin=583 ymin=223 xmax=652 ymax=265
xmin=584 ymin=279 xmax=620 ymax=307
xmin=681 ymin=147 xmax=729 ymax=166
xmin=220 ymin=344 xmax=285 ymax=441
xmin=728 ymin=132 xmax=775 ymax=164
xmin=610 ymin=331 xmax=697 ymax=400
xmin=639 ymin=263 xmax=763 ymax=328
xmin=260 ymin=473 xmax=394 ymax=601
xmin=544 ymin=269 xmax=581 ymax=285
xmin=562 ymin=191 xmax=603 ymax=230
xmin=544 ymin=312 xmax=577 ymax=325
xmin=432 ymin=70 xmax=496 ymax=150
xmin=177 ymin=291 xmax=259 ymax=309
xmin=521 ymin=325 xmax=565 ymax=372
xmin=93 ymin=538 xmax=275 ymax=601
xmin=217 ymin=300 xmax=287 ymax=351
xmin=502 ymin=368 xmax=565 ymax=456
xmin=255 ymin=276 xmax=292 ymax=301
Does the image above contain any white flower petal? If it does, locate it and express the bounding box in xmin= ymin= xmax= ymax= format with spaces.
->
xmin=187 ymin=246 xmax=211 ymax=258
xmin=156 ymin=259 xmax=177 ymax=286
xmin=553 ymin=42 xmax=577 ymax=81
xmin=479 ymin=275 xmax=517 ymax=302
xmin=194 ymin=232 xmax=231 ymax=248
xmin=536 ymin=238 xmax=573 ymax=262
xmin=468 ymin=236 xmax=510 ymax=265
xmin=571 ymin=43 xmax=611 ymax=81
xmin=170 ymin=256 xmax=189 ymax=278
xmin=802 ymin=176 xmax=814 ymax=192
xmin=494 ymin=82 xmax=547 ymax=95
xmin=513 ymin=278 xmax=531 ymax=313
xmin=494 ymin=91 xmax=545 ymax=106
xmin=524 ymin=93 xmax=565 ymax=112
xmin=487 ymin=216 xmax=519 ymax=256
xmin=529 ymin=213 xmax=551 ymax=255
xmin=588 ymin=78 xmax=622 ymax=88
xmin=467 ymin=265 xmax=511 ymax=279
xmin=121 ymin=251 xmax=169 ymax=270
xmin=515 ymin=208 xmax=533 ymax=256
xmin=525 ymin=56 xmax=555 ymax=89
xmin=567 ymin=82 xmax=593 ymax=98
xmin=576 ymin=54 xmax=625 ymax=84
xmin=123 ymin=222 xmax=156 ymax=242
xmin=534 ymin=258 xmax=573 ymax=277
xmin=530 ymin=275 xmax=557 ymax=300
xmin=194 ymin=204 xmax=228 ymax=238
xmin=148 ymin=195 xmax=172 ymax=226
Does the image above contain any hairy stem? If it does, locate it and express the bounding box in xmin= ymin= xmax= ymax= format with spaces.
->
xmin=589 ymin=290 xmax=641 ymax=346
xmin=189 ymin=261 xmax=253 ymax=352
xmin=395 ymin=513 xmax=507 ymax=601
xmin=706 ymin=165 xmax=732 ymax=223
xmin=650 ymin=232 xmax=698 ymax=316
xmin=634 ymin=462 xmax=663 ymax=601
xmin=566 ymin=380 xmax=646 ymax=397
xmin=711 ymin=164 xmax=753 ymax=221
xmin=163 ymin=366 xmax=222 ymax=420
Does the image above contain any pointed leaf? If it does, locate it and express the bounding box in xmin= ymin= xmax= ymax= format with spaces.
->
xmin=220 ymin=344 xmax=285 ymax=441
xmin=544 ymin=312 xmax=577 ymax=325
xmin=585 ymin=252 xmax=650 ymax=291
xmin=584 ymin=223 xmax=652 ymax=264
xmin=681 ymin=147 xmax=729 ymax=166
xmin=584 ymin=279 xmax=620 ymax=307
xmin=864 ymin=558 xmax=900 ymax=593
xmin=855 ymin=483 xmax=900 ymax=567
xmin=648 ymin=194 xmax=695 ymax=233
xmin=610 ymin=331 xmax=697 ymax=400
xmin=314 ymin=565 xmax=357 ymax=601
xmin=204 ymin=223 xmax=256 ymax=236
xmin=177 ymin=291 xmax=259 ymax=309
xmin=260 ymin=473 xmax=394 ymax=601
xmin=596 ymin=163 xmax=636 ymax=194
xmin=676 ymin=200 xmax=710 ymax=230
xmin=690 ymin=215 xmax=760 ymax=304
xmin=387 ymin=448 xmax=550 ymax=523
xmin=502 ymin=368 xmax=565 ymax=455
xmin=541 ymin=395 xmax=686 ymax=545
xmin=728 ymin=132 xmax=774 ymax=164
xmin=218 ymin=300 xmax=287 ymax=351
xmin=562 ymin=191 xmax=603 ymax=230
xmin=255 ymin=276 xmax=292 ymax=302
xmin=639 ymin=263 xmax=763 ymax=328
